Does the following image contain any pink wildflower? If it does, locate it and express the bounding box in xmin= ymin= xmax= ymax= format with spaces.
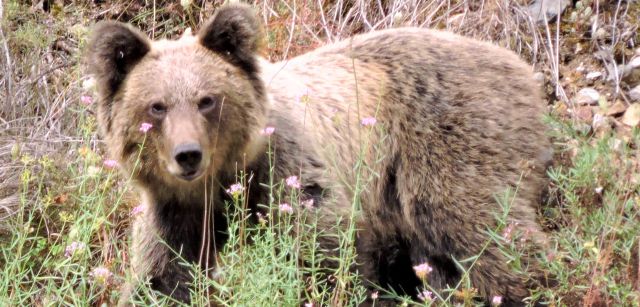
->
xmin=80 ymin=95 xmax=93 ymax=105
xmin=413 ymin=262 xmax=433 ymax=280
xmin=279 ymin=203 xmax=293 ymax=214
xmin=502 ymin=223 xmax=515 ymax=241
xmin=304 ymin=303 xmax=313 ymax=307
xmin=225 ymin=183 xmax=244 ymax=197
xmin=371 ymin=291 xmax=379 ymax=300
xmin=546 ymin=251 xmax=556 ymax=262
xmin=90 ymin=267 xmax=113 ymax=285
xmin=260 ymin=126 xmax=275 ymax=136
xmin=491 ymin=295 xmax=503 ymax=306
xmin=301 ymin=199 xmax=314 ymax=209
xmin=360 ymin=116 xmax=377 ymax=126
xmin=139 ymin=122 xmax=153 ymax=133
xmin=64 ymin=241 xmax=86 ymax=258
xmin=285 ymin=175 xmax=301 ymax=189
xmin=130 ymin=204 xmax=145 ymax=217
xmin=103 ymin=159 xmax=118 ymax=169
xmin=520 ymin=228 xmax=533 ymax=243
xmin=417 ymin=290 xmax=433 ymax=302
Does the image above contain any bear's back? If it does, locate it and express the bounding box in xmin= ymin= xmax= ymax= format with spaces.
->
xmin=261 ymin=28 xmax=549 ymax=196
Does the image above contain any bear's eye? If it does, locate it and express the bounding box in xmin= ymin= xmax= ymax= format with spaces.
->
xmin=149 ymin=103 xmax=167 ymax=118
xmin=198 ymin=96 xmax=218 ymax=113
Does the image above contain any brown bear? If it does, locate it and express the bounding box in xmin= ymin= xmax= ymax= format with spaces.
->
xmin=87 ymin=3 xmax=551 ymax=306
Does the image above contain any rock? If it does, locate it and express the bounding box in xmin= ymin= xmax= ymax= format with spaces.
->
xmin=526 ymin=0 xmax=571 ymax=24
xmin=572 ymin=106 xmax=593 ymax=122
xmin=630 ymin=85 xmax=640 ymax=102
xmin=575 ymin=88 xmax=600 ymax=105
xmin=621 ymin=103 xmax=640 ymax=127
xmin=593 ymin=48 xmax=632 ymax=83
xmin=622 ymin=57 xmax=640 ymax=83
xmin=629 ymin=56 xmax=640 ymax=69
xmin=605 ymin=100 xmax=628 ymax=116
xmin=585 ymin=71 xmax=602 ymax=80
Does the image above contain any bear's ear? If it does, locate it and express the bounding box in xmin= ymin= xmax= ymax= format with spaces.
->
xmin=198 ymin=3 xmax=261 ymax=74
xmin=86 ymin=21 xmax=150 ymax=99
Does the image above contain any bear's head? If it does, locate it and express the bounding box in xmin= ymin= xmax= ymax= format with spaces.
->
xmin=87 ymin=4 xmax=266 ymax=187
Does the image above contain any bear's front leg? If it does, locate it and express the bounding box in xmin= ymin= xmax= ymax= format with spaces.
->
xmin=120 ymin=203 xmax=218 ymax=305
xmin=118 ymin=212 xmax=192 ymax=305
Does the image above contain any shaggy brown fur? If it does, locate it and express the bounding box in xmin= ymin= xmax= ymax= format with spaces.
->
xmin=87 ymin=3 xmax=551 ymax=306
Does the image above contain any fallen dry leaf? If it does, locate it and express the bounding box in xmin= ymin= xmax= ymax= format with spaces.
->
xmin=553 ymin=101 xmax=569 ymax=116
xmin=621 ymin=103 xmax=640 ymax=127
xmin=605 ymin=100 xmax=627 ymax=116
xmin=629 ymin=85 xmax=640 ymax=102
xmin=54 ymin=193 xmax=69 ymax=204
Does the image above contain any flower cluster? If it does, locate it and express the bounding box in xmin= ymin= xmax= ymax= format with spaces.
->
xmin=80 ymin=95 xmax=93 ymax=105
xmin=279 ymin=203 xmax=293 ymax=214
xmin=130 ymin=204 xmax=145 ymax=217
xmin=413 ymin=262 xmax=433 ymax=280
xmin=301 ymin=199 xmax=314 ymax=209
xmin=139 ymin=122 xmax=153 ymax=133
xmin=103 ymin=159 xmax=118 ymax=169
xmin=502 ymin=222 xmax=516 ymax=241
xmin=90 ymin=267 xmax=113 ymax=285
xmin=360 ymin=116 xmax=377 ymax=126
xmin=226 ymin=183 xmax=244 ymax=198
xmin=64 ymin=241 xmax=86 ymax=258
xmin=285 ymin=175 xmax=301 ymax=189
xmin=296 ymin=88 xmax=311 ymax=104
xmin=417 ymin=290 xmax=433 ymax=302
xmin=492 ymin=295 xmax=503 ymax=306
xmin=260 ymin=126 xmax=275 ymax=136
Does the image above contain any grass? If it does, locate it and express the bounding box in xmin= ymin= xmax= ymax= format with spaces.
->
xmin=1 ymin=0 xmax=639 ymax=306
xmin=541 ymin=117 xmax=640 ymax=306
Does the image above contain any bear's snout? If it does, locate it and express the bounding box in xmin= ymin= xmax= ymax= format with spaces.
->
xmin=173 ymin=143 xmax=203 ymax=180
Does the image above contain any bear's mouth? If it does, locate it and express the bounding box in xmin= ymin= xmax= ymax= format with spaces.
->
xmin=178 ymin=168 xmax=204 ymax=181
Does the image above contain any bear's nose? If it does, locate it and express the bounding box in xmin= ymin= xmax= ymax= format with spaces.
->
xmin=173 ymin=143 xmax=202 ymax=173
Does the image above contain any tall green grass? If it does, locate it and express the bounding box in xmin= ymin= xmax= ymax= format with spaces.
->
xmin=0 ymin=92 xmax=532 ymax=307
